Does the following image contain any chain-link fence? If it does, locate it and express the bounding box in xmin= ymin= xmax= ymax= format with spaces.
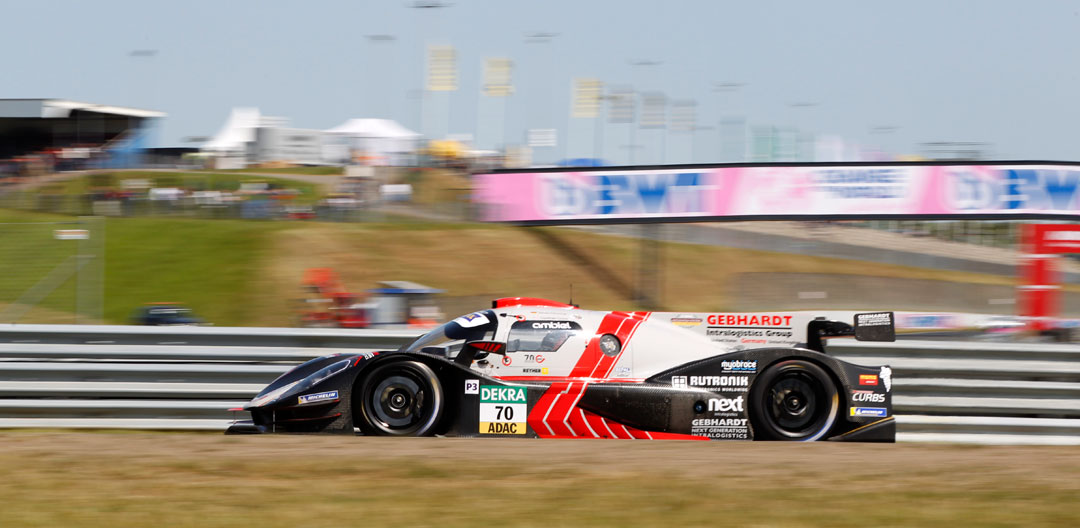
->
xmin=0 ymin=217 xmax=104 ymax=324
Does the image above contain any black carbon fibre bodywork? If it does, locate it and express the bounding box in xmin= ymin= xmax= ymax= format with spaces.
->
xmin=229 ymin=347 xmax=894 ymax=442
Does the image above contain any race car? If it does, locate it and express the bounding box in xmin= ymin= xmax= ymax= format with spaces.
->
xmin=227 ymin=298 xmax=896 ymax=442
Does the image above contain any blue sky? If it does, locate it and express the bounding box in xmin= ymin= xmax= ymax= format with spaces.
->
xmin=4 ymin=0 xmax=1080 ymax=164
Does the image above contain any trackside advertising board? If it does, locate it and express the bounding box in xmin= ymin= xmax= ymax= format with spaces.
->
xmin=474 ymin=163 xmax=1080 ymax=223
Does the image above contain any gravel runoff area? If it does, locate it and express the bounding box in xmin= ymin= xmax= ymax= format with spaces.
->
xmin=0 ymin=432 xmax=1077 ymax=527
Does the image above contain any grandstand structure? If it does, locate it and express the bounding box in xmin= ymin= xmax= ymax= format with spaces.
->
xmin=0 ymin=99 xmax=164 ymax=177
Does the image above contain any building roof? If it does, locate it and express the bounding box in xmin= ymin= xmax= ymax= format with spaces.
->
xmin=0 ymin=99 xmax=165 ymax=119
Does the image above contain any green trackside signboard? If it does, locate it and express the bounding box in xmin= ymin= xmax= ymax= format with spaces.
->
xmin=479 ymin=385 xmax=527 ymax=435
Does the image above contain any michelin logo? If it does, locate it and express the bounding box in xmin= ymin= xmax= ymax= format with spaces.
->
xmin=298 ymin=390 xmax=339 ymax=405
xmin=850 ymin=407 xmax=888 ymax=417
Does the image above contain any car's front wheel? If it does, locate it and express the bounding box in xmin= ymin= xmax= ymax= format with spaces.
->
xmin=749 ymin=359 xmax=839 ymax=441
xmin=356 ymin=360 xmax=444 ymax=436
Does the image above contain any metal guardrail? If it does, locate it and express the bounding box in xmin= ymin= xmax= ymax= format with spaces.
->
xmin=826 ymin=338 xmax=1080 ymax=445
xmin=0 ymin=325 xmax=1076 ymax=445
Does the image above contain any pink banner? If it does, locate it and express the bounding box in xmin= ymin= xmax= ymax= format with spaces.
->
xmin=474 ymin=164 xmax=1080 ymax=222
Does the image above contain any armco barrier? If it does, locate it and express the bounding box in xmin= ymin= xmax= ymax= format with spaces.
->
xmin=826 ymin=338 xmax=1080 ymax=445
xmin=0 ymin=325 xmax=1076 ymax=445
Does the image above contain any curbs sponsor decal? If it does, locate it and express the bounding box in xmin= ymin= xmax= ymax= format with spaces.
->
xmin=850 ymin=407 xmax=888 ymax=417
xmin=851 ymin=390 xmax=886 ymax=403
xmin=720 ymin=359 xmax=757 ymax=372
xmin=880 ymin=366 xmax=893 ymax=392
xmin=464 ymin=380 xmax=480 ymax=395
xmin=859 ymin=374 xmax=878 ymax=386
xmin=298 ymin=390 xmax=338 ymax=405
xmin=479 ymin=386 xmax=527 ymax=435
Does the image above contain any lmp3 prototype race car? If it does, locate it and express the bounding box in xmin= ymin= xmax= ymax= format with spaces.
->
xmin=228 ymin=298 xmax=897 ymax=442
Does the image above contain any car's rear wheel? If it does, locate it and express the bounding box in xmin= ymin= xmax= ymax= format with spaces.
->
xmin=749 ymin=359 xmax=838 ymax=441
xmin=357 ymin=360 xmax=444 ymax=436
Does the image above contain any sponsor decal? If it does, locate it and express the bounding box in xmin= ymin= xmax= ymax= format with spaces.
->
xmin=531 ymin=321 xmax=572 ymax=330
xmin=670 ymin=315 xmax=703 ymax=327
xmin=480 ymin=385 xmax=527 ymax=435
xmin=522 ymin=368 xmax=543 ymax=374
xmin=851 ymin=390 xmax=886 ymax=403
xmin=690 ymin=417 xmax=749 ymax=439
xmin=613 ymin=366 xmax=631 ymax=378
xmin=297 ymin=390 xmax=338 ymax=405
xmin=859 ymin=374 xmax=878 ymax=386
xmin=464 ymin=379 xmax=480 ymax=395
xmin=850 ymin=407 xmax=888 ymax=417
xmin=720 ymin=359 xmax=757 ymax=372
xmin=706 ymin=328 xmax=793 ymax=340
xmin=880 ymin=366 xmax=893 ymax=392
xmin=523 ymin=354 xmax=545 ymax=364
xmin=453 ymin=312 xmax=490 ymax=328
xmin=707 ymin=314 xmax=793 ymax=327
xmin=535 ymin=354 xmax=545 ymax=364
xmin=672 ymin=375 xmax=750 ymax=392
xmin=857 ymin=312 xmax=893 ymax=327
xmin=707 ymin=396 xmax=744 ymax=413
xmin=501 ymin=356 xmax=512 ymax=367
xmin=541 ymin=367 xmax=549 ymax=375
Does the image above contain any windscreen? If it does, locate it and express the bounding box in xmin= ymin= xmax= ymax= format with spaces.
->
xmin=401 ymin=310 xmax=498 ymax=354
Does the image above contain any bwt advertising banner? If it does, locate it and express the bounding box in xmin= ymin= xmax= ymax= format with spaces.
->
xmin=474 ymin=164 xmax=1080 ymax=223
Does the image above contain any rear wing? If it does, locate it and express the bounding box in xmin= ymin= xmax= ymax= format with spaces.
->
xmin=654 ymin=311 xmax=895 ymax=352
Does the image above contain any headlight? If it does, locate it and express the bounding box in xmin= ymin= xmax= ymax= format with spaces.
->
xmin=308 ymin=359 xmax=351 ymax=386
xmin=245 ymin=359 xmax=352 ymax=409
xmin=247 ymin=380 xmax=300 ymax=409
xmin=599 ymin=334 xmax=621 ymax=357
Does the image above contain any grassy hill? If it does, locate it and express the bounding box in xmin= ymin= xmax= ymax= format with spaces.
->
xmin=0 ymin=209 xmax=1030 ymax=326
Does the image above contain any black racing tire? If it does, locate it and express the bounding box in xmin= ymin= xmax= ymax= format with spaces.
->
xmin=356 ymin=360 xmax=444 ymax=436
xmin=749 ymin=359 xmax=839 ymax=441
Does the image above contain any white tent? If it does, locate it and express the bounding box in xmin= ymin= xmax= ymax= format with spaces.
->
xmin=324 ymin=118 xmax=420 ymax=166
xmin=202 ymin=107 xmax=261 ymax=153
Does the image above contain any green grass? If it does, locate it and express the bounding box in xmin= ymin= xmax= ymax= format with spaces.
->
xmin=50 ymin=171 xmax=323 ymax=202
xmin=0 ymin=210 xmax=285 ymax=325
xmin=0 ymin=212 xmax=87 ymax=322
xmin=102 ymin=217 xmax=288 ymax=326
xmin=210 ymin=166 xmax=344 ymax=176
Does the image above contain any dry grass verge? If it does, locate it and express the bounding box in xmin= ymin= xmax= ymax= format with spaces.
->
xmin=1 ymin=432 xmax=1077 ymax=527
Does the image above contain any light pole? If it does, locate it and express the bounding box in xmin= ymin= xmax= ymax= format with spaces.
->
xmin=364 ymin=35 xmax=397 ymax=119
xmin=629 ymin=59 xmax=663 ymax=164
xmin=524 ymin=31 xmax=560 ymax=164
xmin=787 ymin=101 xmax=818 ymax=161
xmin=868 ymin=125 xmax=900 ymax=160
xmin=713 ymin=81 xmax=745 ymax=162
xmin=408 ymin=1 xmax=452 ymax=139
